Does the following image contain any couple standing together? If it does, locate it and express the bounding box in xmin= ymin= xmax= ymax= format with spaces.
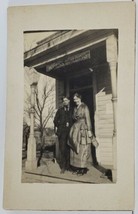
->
xmin=54 ymin=93 xmax=99 ymax=176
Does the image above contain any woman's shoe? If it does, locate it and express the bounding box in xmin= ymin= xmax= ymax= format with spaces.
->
xmin=72 ymin=169 xmax=80 ymax=175
xmin=83 ymin=168 xmax=89 ymax=174
xmin=77 ymin=169 xmax=83 ymax=176
xmin=77 ymin=168 xmax=88 ymax=176
xmin=72 ymin=170 xmax=78 ymax=175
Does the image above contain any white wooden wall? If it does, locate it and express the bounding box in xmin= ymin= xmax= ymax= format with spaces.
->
xmin=94 ymin=65 xmax=114 ymax=167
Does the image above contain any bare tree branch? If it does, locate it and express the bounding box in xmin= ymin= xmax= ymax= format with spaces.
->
xmin=34 ymin=105 xmax=40 ymax=118
xmin=43 ymin=107 xmax=54 ymax=128
xmin=35 ymin=90 xmax=41 ymax=113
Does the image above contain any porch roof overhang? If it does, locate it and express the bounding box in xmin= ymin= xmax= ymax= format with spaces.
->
xmin=24 ymin=29 xmax=117 ymax=78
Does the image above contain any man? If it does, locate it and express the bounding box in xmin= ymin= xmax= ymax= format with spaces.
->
xmin=54 ymin=96 xmax=72 ymax=173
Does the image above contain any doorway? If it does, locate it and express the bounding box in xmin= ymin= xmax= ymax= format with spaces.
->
xmin=69 ymin=72 xmax=95 ymax=133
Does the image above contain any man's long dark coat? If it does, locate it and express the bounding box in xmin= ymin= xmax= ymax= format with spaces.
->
xmin=54 ymin=106 xmax=73 ymax=170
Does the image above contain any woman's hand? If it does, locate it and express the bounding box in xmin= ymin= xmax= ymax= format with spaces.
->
xmin=88 ymin=130 xmax=92 ymax=138
xmin=92 ymin=137 xmax=99 ymax=148
xmin=54 ymin=127 xmax=58 ymax=135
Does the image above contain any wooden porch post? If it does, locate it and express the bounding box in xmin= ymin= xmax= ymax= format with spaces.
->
xmin=25 ymin=83 xmax=38 ymax=171
xmin=106 ymin=34 xmax=118 ymax=182
xmin=25 ymin=67 xmax=39 ymax=171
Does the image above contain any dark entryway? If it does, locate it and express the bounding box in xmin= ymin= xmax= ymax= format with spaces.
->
xmin=69 ymin=72 xmax=94 ymax=132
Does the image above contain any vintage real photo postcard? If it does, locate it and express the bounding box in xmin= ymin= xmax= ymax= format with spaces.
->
xmin=3 ymin=2 xmax=135 ymax=211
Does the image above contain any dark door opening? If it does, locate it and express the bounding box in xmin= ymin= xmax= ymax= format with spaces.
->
xmin=80 ymin=88 xmax=95 ymax=134
xmin=69 ymin=73 xmax=95 ymax=133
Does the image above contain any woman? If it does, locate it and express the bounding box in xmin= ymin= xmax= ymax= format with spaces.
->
xmin=68 ymin=93 xmax=99 ymax=175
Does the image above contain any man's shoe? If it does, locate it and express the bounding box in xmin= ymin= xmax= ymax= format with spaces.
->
xmin=66 ymin=166 xmax=72 ymax=172
xmin=60 ymin=169 xmax=65 ymax=174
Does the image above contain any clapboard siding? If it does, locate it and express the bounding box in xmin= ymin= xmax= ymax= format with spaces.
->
xmin=100 ymin=142 xmax=113 ymax=147
xmin=98 ymin=125 xmax=114 ymax=129
xmin=100 ymin=147 xmax=112 ymax=152
xmin=98 ymin=115 xmax=114 ymax=120
xmin=101 ymin=152 xmax=113 ymax=157
xmin=101 ymin=158 xmax=113 ymax=164
xmin=97 ymin=95 xmax=111 ymax=99
xmin=94 ymin=65 xmax=114 ymax=166
xmin=100 ymin=119 xmax=113 ymax=124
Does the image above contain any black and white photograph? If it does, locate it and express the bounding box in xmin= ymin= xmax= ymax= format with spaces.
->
xmin=22 ymin=29 xmax=118 ymax=184
xmin=2 ymin=2 xmax=135 ymax=211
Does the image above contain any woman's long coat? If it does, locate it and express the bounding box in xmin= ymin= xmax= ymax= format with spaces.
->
xmin=68 ymin=102 xmax=93 ymax=168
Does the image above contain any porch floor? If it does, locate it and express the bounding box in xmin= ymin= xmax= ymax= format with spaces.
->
xmin=22 ymin=156 xmax=112 ymax=184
